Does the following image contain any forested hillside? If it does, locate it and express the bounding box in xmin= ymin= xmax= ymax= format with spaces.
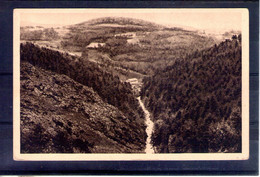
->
xmin=21 ymin=17 xmax=217 ymax=79
xmin=61 ymin=17 xmax=216 ymax=76
xmin=20 ymin=43 xmax=147 ymax=153
xmin=141 ymin=35 xmax=242 ymax=153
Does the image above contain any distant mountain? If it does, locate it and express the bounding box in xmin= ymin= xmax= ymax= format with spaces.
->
xmin=75 ymin=16 xmax=164 ymax=29
xmin=221 ymin=30 xmax=241 ymax=39
xmin=59 ymin=17 xmax=217 ymax=76
xmin=198 ymin=29 xmax=241 ymax=43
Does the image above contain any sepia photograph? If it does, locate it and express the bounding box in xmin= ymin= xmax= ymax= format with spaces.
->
xmin=13 ymin=8 xmax=249 ymax=161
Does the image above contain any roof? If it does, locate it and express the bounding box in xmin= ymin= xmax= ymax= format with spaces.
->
xmin=87 ymin=42 xmax=105 ymax=48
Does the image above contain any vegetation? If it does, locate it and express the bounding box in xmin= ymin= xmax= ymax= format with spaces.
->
xmin=58 ymin=17 xmax=216 ymax=76
xmin=20 ymin=42 xmax=146 ymax=142
xmin=141 ymin=35 xmax=242 ymax=153
xmin=21 ymin=27 xmax=59 ymax=41
xmin=79 ymin=31 xmax=216 ymax=77
xmin=84 ymin=17 xmax=162 ymax=28
xmin=20 ymin=61 xmax=146 ymax=153
xmin=20 ymin=17 xmax=242 ymax=154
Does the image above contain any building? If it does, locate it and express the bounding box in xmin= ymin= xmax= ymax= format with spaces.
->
xmin=86 ymin=42 xmax=105 ymax=49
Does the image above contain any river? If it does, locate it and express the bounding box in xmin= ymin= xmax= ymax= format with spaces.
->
xmin=137 ymin=96 xmax=155 ymax=154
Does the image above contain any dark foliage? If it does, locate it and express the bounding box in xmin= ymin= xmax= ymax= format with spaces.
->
xmin=21 ymin=27 xmax=59 ymax=41
xmin=21 ymin=123 xmax=50 ymax=153
xmin=78 ymin=16 xmax=162 ymax=30
xmin=20 ymin=61 xmax=146 ymax=153
xmin=20 ymin=42 xmax=144 ymax=126
xmin=141 ymin=35 xmax=242 ymax=153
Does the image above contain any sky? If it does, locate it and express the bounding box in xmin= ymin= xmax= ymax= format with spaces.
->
xmin=19 ymin=9 xmax=243 ymax=33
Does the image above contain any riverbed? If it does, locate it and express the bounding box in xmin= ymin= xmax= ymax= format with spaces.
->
xmin=137 ymin=96 xmax=155 ymax=154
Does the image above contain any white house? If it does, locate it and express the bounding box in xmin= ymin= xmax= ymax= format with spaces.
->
xmin=86 ymin=42 xmax=105 ymax=49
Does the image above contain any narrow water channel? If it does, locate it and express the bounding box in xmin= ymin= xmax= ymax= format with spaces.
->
xmin=137 ymin=96 xmax=155 ymax=154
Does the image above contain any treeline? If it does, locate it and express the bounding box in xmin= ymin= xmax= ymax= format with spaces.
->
xmin=83 ymin=17 xmax=162 ymax=29
xmin=62 ymin=21 xmax=216 ymax=77
xmin=93 ymin=37 xmax=143 ymax=58
xmin=141 ymin=35 xmax=242 ymax=153
xmin=61 ymin=30 xmax=113 ymax=49
xmin=94 ymin=30 xmax=215 ymax=76
xmin=21 ymin=27 xmax=59 ymax=41
xmin=21 ymin=42 xmax=145 ymax=126
xmin=62 ymin=21 xmax=154 ymax=50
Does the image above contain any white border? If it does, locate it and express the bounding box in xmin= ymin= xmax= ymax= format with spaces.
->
xmin=13 ymin=8 xmax=249 ymax=161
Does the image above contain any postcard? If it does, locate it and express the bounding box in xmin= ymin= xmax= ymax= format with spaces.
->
xmin=13 ymin=8 xmax=249 ymax=161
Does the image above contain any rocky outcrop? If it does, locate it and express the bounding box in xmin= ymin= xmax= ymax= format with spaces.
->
xmin=21 ymin=61 xmax=146 ymax=153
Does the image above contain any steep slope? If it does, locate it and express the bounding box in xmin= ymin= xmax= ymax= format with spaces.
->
xmin=21 ymin=43 xmax=145 ymax=123
xmin=20 ymin=43 xmax=147 ymax=153
xmin=21 ymin=62 xmax=145 ymax=153
xmin=141 ymin=35 xmax=242 ymax=153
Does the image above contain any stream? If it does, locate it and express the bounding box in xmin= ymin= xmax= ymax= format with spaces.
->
xmin=137 ymin=96 xmax=155 ymax=154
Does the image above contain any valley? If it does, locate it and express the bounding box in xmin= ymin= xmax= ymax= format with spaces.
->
xmin=20 ymin=16 xmax=242 ymax=153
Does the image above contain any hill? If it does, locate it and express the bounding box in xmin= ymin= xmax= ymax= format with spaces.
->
xmin=141 ymin=35 xmax=242 ymax=153
xmin=67 ymin=17 xmax=216 ymax=74
xmin=76 ymin=16 xmax=164 ymax=29
xmin=20 ymin=43 xmax=147 ymax=153
xmin=21 ymin=17 xmax=217 ymax=79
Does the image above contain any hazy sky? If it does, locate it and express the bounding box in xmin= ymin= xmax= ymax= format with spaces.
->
xmin=19 ymin=9 xmax=243 ymax=32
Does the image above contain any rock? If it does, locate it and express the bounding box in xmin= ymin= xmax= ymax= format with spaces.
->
xmin=20 ymin=61 xmax=146 ymax=153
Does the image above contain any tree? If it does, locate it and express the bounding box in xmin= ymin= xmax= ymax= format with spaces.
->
xmin=30 ymin=30 xmax=43 ymax=41
xmin=238 ymin=34 xmax=241 ymax=42
xmin=232 ymin=35 xmax=237 ymax=40
xmin=43 ymin=28 xmax=59 ymax=40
